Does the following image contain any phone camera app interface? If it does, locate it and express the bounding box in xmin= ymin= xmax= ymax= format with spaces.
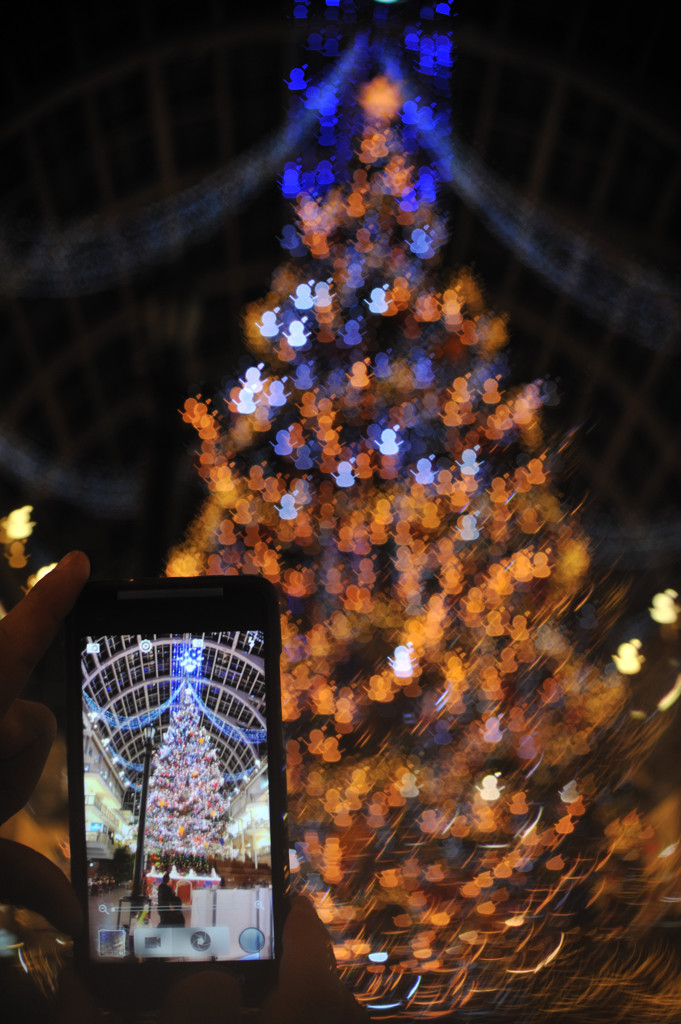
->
xmin=80 ymin=631 xmax=273 ymax=962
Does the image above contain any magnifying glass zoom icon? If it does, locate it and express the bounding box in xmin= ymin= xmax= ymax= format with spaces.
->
xmin=98 ymin=904 xmax=109 ymax=913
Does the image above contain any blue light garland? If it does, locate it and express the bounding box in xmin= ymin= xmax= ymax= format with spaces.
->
xmin=85 ymin=633 xmax=267 ymax=783
xmin=84 ymin=689 xmax=175 ymax=732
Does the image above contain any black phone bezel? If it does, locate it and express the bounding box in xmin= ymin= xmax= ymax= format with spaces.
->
xmin=66 ymin=575 xmax=288 ymax=1011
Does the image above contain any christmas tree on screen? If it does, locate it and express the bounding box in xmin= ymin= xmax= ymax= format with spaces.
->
xmin=164 ymin=13 xmax=666 ymax=1018
xmin=145 ymin=685 xmax=228 ymax=868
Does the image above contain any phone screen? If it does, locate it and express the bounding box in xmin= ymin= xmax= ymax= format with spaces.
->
xmin=78 ymin=629 xmax=275 ymax=964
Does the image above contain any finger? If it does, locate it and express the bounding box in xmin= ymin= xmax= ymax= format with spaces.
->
xmin=258 ymin=896 xmax=368 ymax=1024
xmin=158 ymin=970 xmax=244 ymax=1024
xmin=55 ymin=968 xmax=103 ymax=1024
xmin=0 ymin=699 xmax=56 ymax=822
xmin=0 ymin=550 xmax=90 ymax=720
xmin=279 ymin=895 xmax=338 ymax=978
xmin=0 ymin=837 xmax=84 ymax=937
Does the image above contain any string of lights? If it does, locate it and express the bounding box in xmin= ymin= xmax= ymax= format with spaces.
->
xmin=0 ymin=34 xmax=368 ymax=298
xmin=85 ymin=683 xmax=266 ymax=744
xmin=0 ymin=20 xmax=674 ymax=355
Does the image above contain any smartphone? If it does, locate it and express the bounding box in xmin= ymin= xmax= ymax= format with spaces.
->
xmin=66 ymin=575 xmax=288 ymax=1012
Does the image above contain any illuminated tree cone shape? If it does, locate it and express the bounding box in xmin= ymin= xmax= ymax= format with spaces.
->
xmin=145 ymin=685 xmax=228 ymax=860
xmin=167 ymin=80 xmax=652 ymax=1014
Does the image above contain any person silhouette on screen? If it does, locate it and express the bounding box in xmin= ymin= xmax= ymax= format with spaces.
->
xmin=158 ymin=872 xmax=184 ymax=927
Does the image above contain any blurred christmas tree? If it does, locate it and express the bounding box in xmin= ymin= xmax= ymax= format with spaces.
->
xmin=165 ymin=3 xmax=674 ymax=1018
xmin=145 ymin=683 xmax=228 ymax=865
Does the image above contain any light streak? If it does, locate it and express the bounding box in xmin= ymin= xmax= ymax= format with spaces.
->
xmin=0 ymin=37 xmax=369 ymax=298
xmin=416 ymin=89 xmax=679 ymax=352
xmin=367 ymin=1000 xmax=409 ymax=1010
xmin=523 ymin=754 xmax=544 ymax=780
xmin=407 ymin=976 xmax=422 ymax=999
xmin=657 ymin=673 xmax=681 ymax=713
xmin=518 ymin=808 xmax=543 ymax=839
xmin=0 ymin=429 xmax=139 ymax=516
xmin=505 ymin=932 xmax=565 ymax=975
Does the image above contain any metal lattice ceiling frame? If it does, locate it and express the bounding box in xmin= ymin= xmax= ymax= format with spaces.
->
xmin=82 ymin=631 xmax=267 ymax=782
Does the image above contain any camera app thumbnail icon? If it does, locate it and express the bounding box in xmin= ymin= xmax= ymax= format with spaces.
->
xmin=190 ymin=930 xmax=211 ymax=952
xmin=139 ymin=639 xmax=153 ymax=653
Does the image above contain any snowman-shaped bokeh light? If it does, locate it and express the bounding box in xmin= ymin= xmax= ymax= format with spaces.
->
xmin=257 ymin=309 xmax=280 ymax=338
xmin=293 ymin=281 xmax=315 ymax=310
xmin=458 ymin=446 xmax=481 ymax=476
xmin=389 ymin=643 xmax=416 ymax=679
xmin=649 ymin=589 xmax=679 ymax=625
xmin=277 ymin=493 xmax=299 ymax=521
xmin=286 ymin=318 xmax=310 ymax=349
xmin=612 ymin=638 xmax=645 ymax=675
xmin=377 ymin=426 xmax=401 ymax=456
xmin=332 ymin=461 xmax=356 ymax=488
xmin=478 ymin=773 xmax=503 ymax=802
xmin=411 ymin=456 xmax=436 ymax=484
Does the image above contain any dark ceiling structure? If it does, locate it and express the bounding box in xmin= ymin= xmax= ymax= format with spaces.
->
xmin=82 ymin=631 xmax=267 ymax=782
xmin=1 ymin=0 xmax=678 ymax=628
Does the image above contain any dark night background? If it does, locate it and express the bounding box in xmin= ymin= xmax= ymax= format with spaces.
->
xmin=0 ymin=1 xmax=679 ymax=1018
xmin=1 ymin=1 xmax=678 ymax=593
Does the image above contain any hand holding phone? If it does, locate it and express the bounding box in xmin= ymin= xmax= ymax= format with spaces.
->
xmin=55 ymin=896 xmax=368 ymax=1024
xmin=0 ymin=551 xmax=90 ymax=938
xmin=0 ymin=557 xmax=366 ymax=1022
xmin=66 ymin=574 xmax=289 ymax=1011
